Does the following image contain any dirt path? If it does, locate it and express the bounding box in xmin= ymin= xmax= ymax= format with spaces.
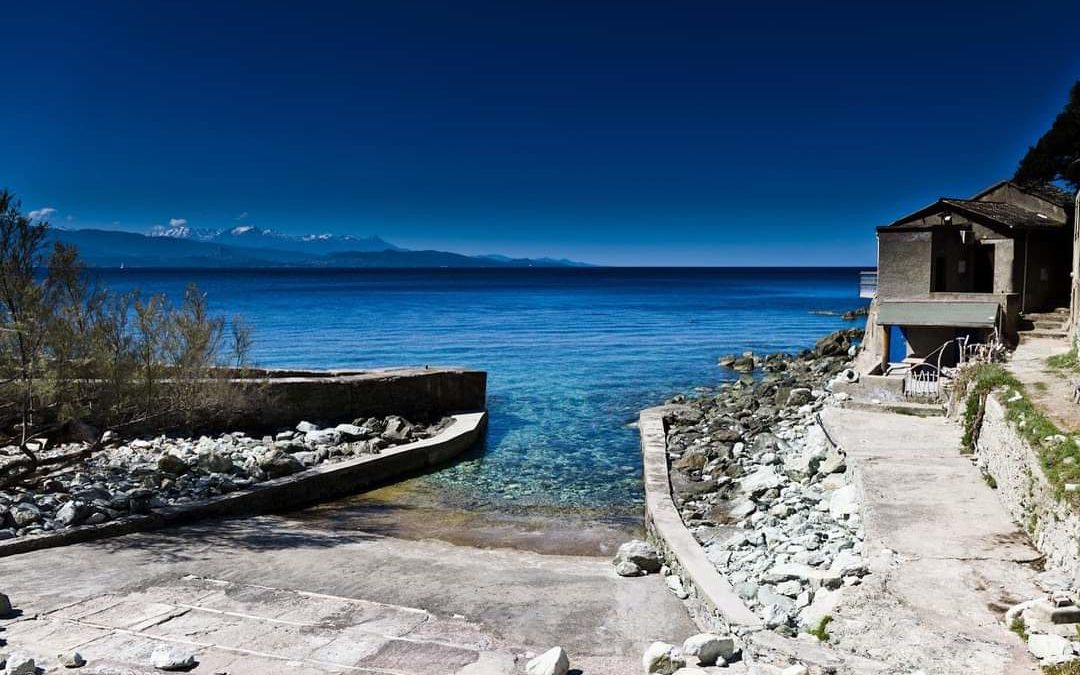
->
xmin=819 ymin=407 xmax=1042 ymax=675
xmin=1007 ymin=335 xmax=1080 ymax=432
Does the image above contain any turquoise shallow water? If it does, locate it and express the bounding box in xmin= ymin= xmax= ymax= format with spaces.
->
xmin=93 ymin=267 xmax=864 ymax=516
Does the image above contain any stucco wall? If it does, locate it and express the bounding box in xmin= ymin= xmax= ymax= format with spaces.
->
xmin=878 ymin=231 xmax=931 ymax=299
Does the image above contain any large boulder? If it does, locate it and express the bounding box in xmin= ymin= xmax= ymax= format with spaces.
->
xmin=382 ymin=416 xmax=414 ymax=442
xmin=739 ymin=467 xmax=783 ymax=496
xmin=613 ymin=539 xmax=661 ymax=575
xmin=55 ymin=500 xmax=87 ymax=527
xmin=525 ymin=647 xmax=569 ymax=675
xmin=642 ymin=642 xmax=685 ymax=674
xmin=334 ymin=423 xmax=369 ymax=441
xmin=304 ymin=428 xmax=343 ymax=446
xmin=57 ymin=651 xmax=86 ymax=668
xmin=3 ymin=654 xmax=35 ymax=675
xmin=681 ymin=633 xmax=736 ymax=666
xmin=151 ymin=646 xmax=196 ymax=671
xmin=157 ymin=452 xmax=189 ymax=475
xmin=828 ymin=485 xmax=859 ymax=520
xmin=1027 ymin=633 xmax=1073 ymax=662
xmin=258 ymin=449 xmax=304 ymax=478
xmin=197 ymin=448 xmax=233 ymax=474
xmin=9 ymin=503 xmax=41 ymax=528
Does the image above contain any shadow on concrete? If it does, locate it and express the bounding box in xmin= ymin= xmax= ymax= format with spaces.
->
xmin=86 ymin=516 xmax=392 ymax=564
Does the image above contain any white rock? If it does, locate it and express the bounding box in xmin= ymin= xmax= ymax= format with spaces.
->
xmin=828 ymin=485 xmax=859 ymax=519
xmin=740 ymin=467 xmax=783 ymax=495
xmin=57 ymin=650 xmax=86 ymax=668
xmin=295 ymin=421 xmax=318 ymax=433
xmin=681 ymin=633 xmax=736 ymax=666
xmin=151 ymin=646 xmax=196 ymax=671
xmin=335 ymin=423 xmax=368 ymax=439
xmin=642 ymin=642 xmax=685 ymax=674
xmin=525 ymin=647 xmax=569 ymax=675
xmin=781 ymin=665 xmax=809 ymax=675
xmin=1028 ymin=633 xmax=1072 ymax=662
xmin=305 ymin=428 xmax=343 ymax=446
xmin=3 ymin=654 xmax=35 ymax=675
xmin=665 ymin=574 xmax=689 ymax=599
xmin=614 ymin=539 xmax=661 ymax=573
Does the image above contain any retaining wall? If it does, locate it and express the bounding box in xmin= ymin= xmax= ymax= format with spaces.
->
xmin=639 ymin=405 xmax=762 ymax=631
xmin=973 ymin=395 xmax=1080 ymax=583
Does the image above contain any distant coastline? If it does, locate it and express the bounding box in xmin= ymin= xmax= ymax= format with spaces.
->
xmin=48 ymin=227 xmax=592 ymax=269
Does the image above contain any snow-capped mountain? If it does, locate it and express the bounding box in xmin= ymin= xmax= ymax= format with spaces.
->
xmin=149 ymin=225 xmax=403 ymax=254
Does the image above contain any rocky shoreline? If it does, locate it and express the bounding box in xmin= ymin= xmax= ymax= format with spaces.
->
xmin=0 ymin=415 xmax=449 ymax=540
xmin=615 ymin=327 xmax=870 ymax=673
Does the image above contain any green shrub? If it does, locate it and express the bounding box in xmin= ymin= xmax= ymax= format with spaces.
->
xmin=809 ymin=614 xmax=833 ymax=641
xmin=1010 ymin=616 xmax=1028 ymax=641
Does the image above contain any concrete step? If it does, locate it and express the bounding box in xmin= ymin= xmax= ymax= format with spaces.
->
xmin=837 ymin=399 xmax=946 ymax=417
xmin=1020 ymin=329 xmax=1068 ymax=340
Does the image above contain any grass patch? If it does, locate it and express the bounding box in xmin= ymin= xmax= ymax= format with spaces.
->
xmin=1033 ymin=381 xmax=1049 ymax=393
xmin=1047 ymin=350 xmax=1080 ymax=372
xmin=982 ymin=470 xmax=998 ymax=489
xmin=808 ymin=614 xmax=833 ymax=641
xmin=1010 ymin=616 xmax=1028 ymax=641
xmin=957 ymin=363 xmax=1080 ymax=504
xmin=1043 ymin=662 xmax=1080 ymax=674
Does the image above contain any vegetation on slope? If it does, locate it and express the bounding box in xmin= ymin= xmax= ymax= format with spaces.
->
xmin=957 ymin=363 xmax=1080 ymax=503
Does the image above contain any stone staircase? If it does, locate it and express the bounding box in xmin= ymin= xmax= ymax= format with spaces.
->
xmin=1019 ymin=307 xmax=1070 ymax=341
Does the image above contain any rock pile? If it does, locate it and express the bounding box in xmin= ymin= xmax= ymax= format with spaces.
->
xmin=663 ymin=336 xmax=868 ymax=635
xmin=0 ymin=415 xmax=449 ymax=540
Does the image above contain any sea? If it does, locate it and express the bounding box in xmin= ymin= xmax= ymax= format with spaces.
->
xmin=93 ymin=267 xmax=866 ymax=551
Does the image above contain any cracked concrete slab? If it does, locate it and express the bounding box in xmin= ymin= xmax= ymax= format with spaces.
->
xmin=0 ymin=515 xmax=696 ymax=674
xmin=819 ymin=407 xmax=1042 ymax=675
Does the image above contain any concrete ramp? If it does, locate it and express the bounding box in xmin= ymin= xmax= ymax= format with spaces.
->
xmin=819 ymin=407 xmax=1042 ymax=674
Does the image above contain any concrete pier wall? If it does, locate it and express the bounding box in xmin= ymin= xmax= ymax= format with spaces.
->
xmin=232 ymin=367 xmax=487 ymax=430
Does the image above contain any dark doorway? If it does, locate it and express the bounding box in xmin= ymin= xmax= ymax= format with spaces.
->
xmin=932 ymin=254 xmax=947 ymax=292
xmin=973 ymin=243 xmax=994 ymax=293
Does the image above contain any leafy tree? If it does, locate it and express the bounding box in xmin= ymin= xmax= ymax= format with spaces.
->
xmin=0 ymin=189 xmax=259 ymax=485
xmin=1015 ymin=81 xmax=1080 ymax=189
xmin=0 ymin=190 xmax=49 ymax=457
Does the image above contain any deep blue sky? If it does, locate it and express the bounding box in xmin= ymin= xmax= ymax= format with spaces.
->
xmin=2 ymin=1 xmax=1078 ymax=265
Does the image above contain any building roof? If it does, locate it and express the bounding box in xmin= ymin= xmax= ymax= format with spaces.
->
xmin=879 ymin=180 xmax=1072 ymax=233
xmin=939 ymin=198 xmax=1066 ymax=229
xmin=877 ymin=301 xmax=1000 ymax=328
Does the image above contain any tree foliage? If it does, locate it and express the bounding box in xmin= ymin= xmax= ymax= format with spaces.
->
xmin=1015 ymin=81 xmax=1080 ymax=190
xmin=0 ymin=189 xmax=257 ymax=482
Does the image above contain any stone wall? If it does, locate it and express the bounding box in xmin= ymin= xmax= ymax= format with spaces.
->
xmin=231 ymin=367 xmax=487 ymax=431
xmin=972 ymin=395 xmax=1080 ymax=584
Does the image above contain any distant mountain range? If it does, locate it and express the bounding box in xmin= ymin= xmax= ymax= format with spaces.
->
xmin=47 ymin=226 xmax=590 ymax=269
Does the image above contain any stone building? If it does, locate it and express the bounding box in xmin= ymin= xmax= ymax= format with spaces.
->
xmin=865 ymin=180 xmax=1074 ymax=373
